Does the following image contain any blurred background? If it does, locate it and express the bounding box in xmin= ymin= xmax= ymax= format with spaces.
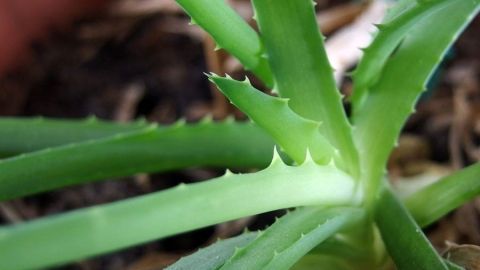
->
xmin=0 ymin=0 xmax=479 ymax=269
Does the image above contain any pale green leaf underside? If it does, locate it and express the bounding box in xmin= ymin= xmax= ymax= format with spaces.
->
xmin=175 ymin=0 xmax=273 ymax=87
xmin=209 ymin=74 xmax=341 ymax=166
xmin=252 ymin=0 xmax=359 ymax=177
xmin=0 ymin=120 xmax=275 ymax=200
xmin=0 ymin=158 xmax=358 ymax=269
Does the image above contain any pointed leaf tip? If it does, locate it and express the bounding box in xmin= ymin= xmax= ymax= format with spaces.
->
xmin=268 ymin=146 xmax=285 ymax=168
xmin=373 ymin=23 xmax=388 ymax=31
xmin=224 ymin=169 xmax=234 ymax=177
xmin=242 ymin=76 xmax=252 ymax=85
xmin=199 ymin=114 xmax=213 ymax=124
xmin=327 ymin=158 xmax=336 ymax=167
xmin=205 ymin=72 xmax=218 ymax=82
xmin=224 ymin=115 xmax=235 ymax=123
xmin=176 ymin=183 xmax=187 ymax=190
xmin=302 ymin=148 xmax=315 ymax=165
xmin=174 ymin=118 xmax=187 ymax=127
xmin=188 ymin=18 xmax=198 ymax=26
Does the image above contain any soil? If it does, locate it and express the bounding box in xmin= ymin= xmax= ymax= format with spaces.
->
xmin=0 ymin=0 xmax=478 ymax=269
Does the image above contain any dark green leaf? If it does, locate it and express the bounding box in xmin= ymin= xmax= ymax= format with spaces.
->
xmin=375 ymin=187 xmax=448 ymax=270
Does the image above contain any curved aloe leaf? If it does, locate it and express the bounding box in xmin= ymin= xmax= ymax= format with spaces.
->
xmin=220 ymin=207 xmax=363 ymax=270
xmin=375 ymin=188 xmax=448 ymax=270
xmin=166 ymin=232 xmax=258 ymax=270
xmin=351 ymin=0 xmax=464 ymax=113
xmin=406 ymin=162 xmax=480 ymax=227
xmin=0 ymin=117 xmax=151 ymax=157
xmin=209 ymin=74 xmax=341 ymax=166
xmin=0 ymin=157 xmax=358 ymax=269
xmin=0 ymin=121 xmax=275 ymax=200
xmin=169 ymin=207 xmax=366 ymax=270
xmin=353 ymin=1 xmax=479 ymax=202
xmin=262 ymin=208 xmax=364 ymax=270
xmin=176 ymin=0 xmax=273 ymax=86
xmin=252 ymin=0 xmax=359 ymax=177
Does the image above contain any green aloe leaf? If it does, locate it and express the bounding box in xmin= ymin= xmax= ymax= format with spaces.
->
xmin=0 ymin=117 xmax=151 ymax=157
xmin=353 ymin=0 xmax=479 ymax=202
xmin=0 ymin=156 xmax=358 ymax=269
xmin=209 ymin=74 xmax=341 ymax=166
xmin=310 ymin=236 xmax=370 ymax=262
xmin=176 ymin=0 xmax=272 ymax=86
xmin=292 ymin=254 xmax=354 ymax=270
xmin=166 ymin=232 xmax=258 ymax=270
xmin=252 ymin=0 xmax=359 ymax=176
xmin=383 ymin=0 xmax=417 ymax=21
xmin=406 ymin=162 xmax=480 ymax=227
xmin=221 ymin=207 xmax=363 ymax=270
xmin=0 ymin=121 xmax=275 ymax=200
xmin=375 ymin=187 xmax=448 ymax=270
xmin=351 ymin=0 xmax=464 ymax=113
xmin=262 ymin=208 xmax=364 ymax=270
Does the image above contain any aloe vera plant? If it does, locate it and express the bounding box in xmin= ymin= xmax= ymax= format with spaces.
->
xmin=0 ymin=0 xmax=479 ymax=269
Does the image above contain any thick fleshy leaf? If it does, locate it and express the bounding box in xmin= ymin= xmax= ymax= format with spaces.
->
xmin=252 ymin=0 xmax=359 ymax=177
xmin=0 ymin=120 xmax=275 ymax=200
xmin=375 ymin=188 xmax=448 ymax=270
xmin=353 ymin=1 xmax=479 ymax=202
xmin=0 ymin=156 xmax=358 ymax=269
xmin=209 ymin=74 xmax=341 ymax=166
xmin=221 ymin=207 xmax=363 ymax=270
xmin=176 ymin=0 xmax=272 ymax=86
xmin=351 ymin=0 xmax=464 ymax=113
xmin=166 ymin=232 xmax=258 ymax=270
xmin=262 ymin=208 xmax=363 ymax=270
xmin=0 ymin=117 xmax=150 ymax=157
